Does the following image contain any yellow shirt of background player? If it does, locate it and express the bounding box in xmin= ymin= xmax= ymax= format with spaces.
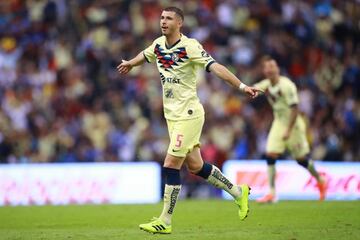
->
xmin=143 ymin=34 xmax=215 ymax=120
xmin=254 ymin=76 xmax=299 ymax=123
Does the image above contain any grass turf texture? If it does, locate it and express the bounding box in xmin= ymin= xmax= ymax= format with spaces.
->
xmin=0 ymin=200 xmax=359 ymax=240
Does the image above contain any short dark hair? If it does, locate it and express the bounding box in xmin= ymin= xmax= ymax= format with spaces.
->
xmin=163 ymin=6 xmax=184 ymax=21
xmin=261 ymin=55 xmax=276 ymax=64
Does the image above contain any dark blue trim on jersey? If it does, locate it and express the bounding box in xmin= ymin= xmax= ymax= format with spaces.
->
xmin=206 ymin=60 xmax=216 ymax=72
xmin=165 ymin=38 xmax=181 ymax=50
xmin=143 ymin=51 xmax=150 ymax=63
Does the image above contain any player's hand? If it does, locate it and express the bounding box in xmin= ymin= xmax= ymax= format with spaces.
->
xmin=282 ymin=129 xmax=290 ymax=140
xmin=117 ymin=60 xmax=133 ymax=75
xmin=244 ymin=86 xmax=263 ymax=99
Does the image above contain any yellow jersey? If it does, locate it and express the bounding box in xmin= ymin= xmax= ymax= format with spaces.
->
xmin=143 ymin=34 xmax=215 ymax=120
xmin=254 ymin=76 xmax=299 ymax=123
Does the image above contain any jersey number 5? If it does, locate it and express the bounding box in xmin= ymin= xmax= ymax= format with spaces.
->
xmin=175 ymin=134 xmax=184 ymax=147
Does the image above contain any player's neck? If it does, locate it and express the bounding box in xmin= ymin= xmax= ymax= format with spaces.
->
xmin=165 ymin=32 xmax=182 ymax=49
xmin=270 ymin=75 xmax=280 ymax=85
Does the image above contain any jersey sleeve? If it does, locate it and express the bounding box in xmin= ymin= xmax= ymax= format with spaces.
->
xmin=188 ymin=40 xmax=215 ymax=72
xmin=143 ymin=40 xmax=157 ymax=63
xmin=284 ymin=82 xmax=299 ymax=106
xmin=254 ymin=80 xmax=270 ymax=92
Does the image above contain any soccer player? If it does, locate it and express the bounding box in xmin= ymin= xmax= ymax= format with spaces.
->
xmin=254 ymin=56 xmax=327 ymax=203
xmin=117 ymin=7 xmax=262 ymax=234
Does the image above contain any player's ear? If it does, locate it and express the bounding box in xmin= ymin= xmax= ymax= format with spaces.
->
xmin=177 ymin=19 xmax=183 ymax=28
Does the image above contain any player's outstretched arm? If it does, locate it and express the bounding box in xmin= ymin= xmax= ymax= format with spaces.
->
xmin=209 ymin=62 xmax=263 ymax=98
xmin=117 ymin=52 xmax=146 ymax=75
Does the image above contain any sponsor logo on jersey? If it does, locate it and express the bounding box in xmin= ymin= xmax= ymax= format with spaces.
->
xmin=201 ymin=50 xmax=210 ymax=57
xmin=165 ymin=89 xmax=174 ymax=98
xmin=267 ymin=89 xmax=282 ymax=103
xmin=160 ymin=73 xmax=180 ymax=85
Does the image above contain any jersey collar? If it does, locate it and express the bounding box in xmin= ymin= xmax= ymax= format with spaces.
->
xmin=165 ymin=34 xmax=182 ymax=50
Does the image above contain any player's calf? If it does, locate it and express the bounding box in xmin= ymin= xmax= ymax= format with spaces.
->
xmin=139 ymin=165 xmax=181 ymax=234
xmin=296 ymin=156 xmax=327 ymax=200
xmin=266 ymin=155 xmax=277 ymax=195
xmin=296 ymin=157 xmax=319 ymax=180
xmin=257 ymin=154 xmax=278 ymax=203
xmin=195 ymin=162 xmax=241 ymax=199
xmin=195 ymin=162 xmax=250 ymax=220
xmin=159 ymin=167 xmax=182 ymax=225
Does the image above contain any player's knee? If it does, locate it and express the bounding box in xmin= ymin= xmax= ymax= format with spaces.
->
xmin=296 ymin=158 xmax=309 ymax=168
xmin=187 ymin=162 xmax=203 ymax=174
xmin=265 ymin=154 xmax=277 ymax=165
xmin=163 ymin=161 xmax=178 ymax=169
xmin=164 ymin=154 xmax=184 ymax=169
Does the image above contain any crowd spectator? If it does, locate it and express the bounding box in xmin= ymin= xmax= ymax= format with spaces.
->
xmin=0 ymin=0 xmax=359 ymax=164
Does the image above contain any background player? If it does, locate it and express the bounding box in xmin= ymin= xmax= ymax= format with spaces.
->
xmin=117 ymin=7 xmax=262 ymax=234
xmin=254 ymin=56 xmax=327 ymax=203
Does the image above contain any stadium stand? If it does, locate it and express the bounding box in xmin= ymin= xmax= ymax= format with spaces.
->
xmin=0 ymin=0 xmax=359 ymax=164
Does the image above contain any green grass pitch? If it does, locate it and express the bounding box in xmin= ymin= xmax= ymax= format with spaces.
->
xmin=0 ymin=200 xmax=359 ymax=240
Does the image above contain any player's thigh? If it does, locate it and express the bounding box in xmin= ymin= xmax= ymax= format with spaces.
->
xmin=185 ymin=147 xmax=204 ymax=174
xmin=287 ymin=121 xmax=310 ymax=159
xmin=166 ymin=119 xmax=175 ymax=138
xmin=167 ymin=116 xmax=205 ymax=158
xmin=266 ymin=121 xmax=286 ymax=155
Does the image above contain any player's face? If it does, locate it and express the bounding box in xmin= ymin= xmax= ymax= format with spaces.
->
xmin=263 ymin=60 xmax=280 ymax=79
xmin=160 ymin=11 xmax=182 ymax=36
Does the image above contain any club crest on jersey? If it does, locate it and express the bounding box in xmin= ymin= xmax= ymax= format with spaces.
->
xmin=154 ymin=44 xmax=189 ymax=71
xmin=172 ymin=53 xmax=179 ymax=62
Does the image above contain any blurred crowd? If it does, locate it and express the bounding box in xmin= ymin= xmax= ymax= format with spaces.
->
xmin=0 ymin=0 xmax=359 ymax=165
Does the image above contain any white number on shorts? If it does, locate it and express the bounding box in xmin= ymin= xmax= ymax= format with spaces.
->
xmin=175 ymin=134 xmax=184 ymax=147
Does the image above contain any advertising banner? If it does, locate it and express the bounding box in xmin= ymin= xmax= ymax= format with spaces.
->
xmin=222 ymin=160 xmax=360 ymax=200
xmin=0 ymin=162 xmax=161 ymax=206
